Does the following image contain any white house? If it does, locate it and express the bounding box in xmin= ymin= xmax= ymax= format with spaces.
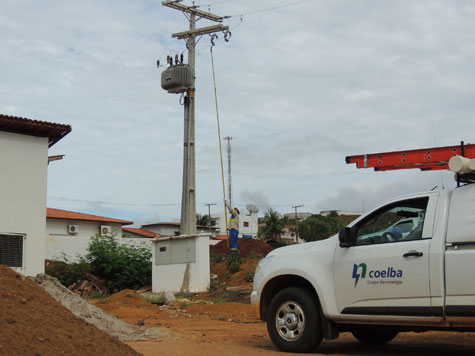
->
xmin=211 ymin=212 xmax=258 ymax=239
xmin=283 ymin=212 xmax=312 ymax=220
xmin=122 ymin=227 xmax=158 ymax=249
xmin=45 ymin=208 xmax=133 ymax=261
xmin=0 ymin=114 xmax=71 ymax=276
xmin=142 ymin=222 xmax=217 ymax=237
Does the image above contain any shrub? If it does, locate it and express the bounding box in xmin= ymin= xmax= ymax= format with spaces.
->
xmin=45 ymin=255 xmax=90 ymax=288
xmin=229 ymin=260 xmax=241 ymax=273
xmin=245 ymin=270 xmax=254 ymax=282
xmin=86 ymin=234 xmax=152 ymax=293
xmin=226 ymin=253 xmax=242 ymax=274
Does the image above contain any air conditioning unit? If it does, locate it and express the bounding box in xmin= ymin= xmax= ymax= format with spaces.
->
xmin=100 ymin=225 xmax=112 ymax=236
xmin=68 ymin=225 xmax=79 ymax=234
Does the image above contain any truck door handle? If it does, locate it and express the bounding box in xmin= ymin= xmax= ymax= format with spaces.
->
xmin=403 ymin=251 xmax=423 ymax=258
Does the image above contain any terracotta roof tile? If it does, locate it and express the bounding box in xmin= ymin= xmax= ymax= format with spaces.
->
xmin=0 ymin=114 xmax=71 ymax=147
xmin=212 ymin=234 xmax=229 ymax=240
xmin=47 ymin=208 xmax=133 ymax=225
xmin=122 ymin=228 xmax=158 ymax=238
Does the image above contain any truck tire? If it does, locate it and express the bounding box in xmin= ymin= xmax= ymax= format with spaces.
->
xmin=351 ymin=329 xmax=398 ymax=344
xmin=267 ymin=287 xmax=322 ymax=353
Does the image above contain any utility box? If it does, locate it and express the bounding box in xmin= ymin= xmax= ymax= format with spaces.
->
xmin=152 ymin=234 xmax=210 ymax=293
xmin=161 ymin=64 xmax=194 ymax=94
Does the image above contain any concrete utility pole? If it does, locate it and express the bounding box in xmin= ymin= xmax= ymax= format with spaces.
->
xmin=205 ymin=202 xmax=216 ymax=232
xmin=292 ymin=204 xmax=304 ymax=243
xmin=162 ymin=1 xmax=229 ymax=235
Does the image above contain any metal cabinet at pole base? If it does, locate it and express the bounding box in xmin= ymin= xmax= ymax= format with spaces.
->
xmin=161 ymin=64 xmax=195 ymax=94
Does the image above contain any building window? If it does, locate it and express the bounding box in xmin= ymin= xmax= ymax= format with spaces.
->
xmin=0 ymin=234 xmax=24 ymax=268
xmin=243 ymin=222 xmax=249 ymax=227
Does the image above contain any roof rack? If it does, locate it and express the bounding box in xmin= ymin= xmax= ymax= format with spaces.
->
xmin=346 ymin=141 xmax=475 ymax=186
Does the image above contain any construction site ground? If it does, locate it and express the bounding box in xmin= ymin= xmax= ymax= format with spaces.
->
xmin=93 ymin=288 xmax=475 ymax=356
xmin=95 ymin=253 xmax=475 ymax=356
xmin=2 ymin=236 xmax=475 ymax=356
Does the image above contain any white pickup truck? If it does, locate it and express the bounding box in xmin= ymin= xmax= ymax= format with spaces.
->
xmin=251 ymin=181 xmax=475 ymax=352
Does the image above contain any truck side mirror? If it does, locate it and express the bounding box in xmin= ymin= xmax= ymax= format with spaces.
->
xmin=338 ymin=227 xmax=351 ymax=248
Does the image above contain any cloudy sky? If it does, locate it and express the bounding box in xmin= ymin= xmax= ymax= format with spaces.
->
xmin=2 ymin=0 xmax=474 ymax=225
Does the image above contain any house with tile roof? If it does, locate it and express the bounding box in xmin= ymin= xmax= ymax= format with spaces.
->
xmin=46 ymin=208 xmax=135 ymax=261
xmin=141 ymin=221 xmax=218 ymax=237
xmin=0 ymin=114 xmax=71 ymax=276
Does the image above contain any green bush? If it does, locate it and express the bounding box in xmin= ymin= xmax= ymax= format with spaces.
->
xmin=245 ymin=270 xmax=254 ymax=282
xmin=45 ymin=254 xmax=90 ymax=288
xmin=226 ymin=253 xmax=242 ymax=273
xmin=86 ymin=234 xmax=152 ymax=293
xmin=229 ymin=260 xmax=241 ymax=273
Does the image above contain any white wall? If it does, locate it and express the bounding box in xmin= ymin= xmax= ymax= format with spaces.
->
xmin=45 ymin=219 xmax=124 ymax=261
xmin=0 ymin=132 xmax=48 ymax=276
xmin=121 ymin=237 xmax=153 ymax=249
xmin=145 ymin=224 xmax=215 ymax=237
xmin=152 ymin=234 xmax=210 ymax=293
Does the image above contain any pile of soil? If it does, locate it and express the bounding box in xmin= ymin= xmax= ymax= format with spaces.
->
xmin=210 ymin=238 xmax=274 ymax=258
xmin=0 ymin=265 xmax=141 ymax=356
xmin=211 ymin=259 xmax=258 ymax=289
xmin=33 ymin=273 xmax=159 ymax=341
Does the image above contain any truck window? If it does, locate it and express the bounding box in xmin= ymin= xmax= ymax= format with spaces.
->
xmin=355 ymin=197 xmax=428 ymax=246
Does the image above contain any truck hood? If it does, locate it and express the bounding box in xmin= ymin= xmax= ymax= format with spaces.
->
xmin=267 ymin=240 xmax=322 ymax=257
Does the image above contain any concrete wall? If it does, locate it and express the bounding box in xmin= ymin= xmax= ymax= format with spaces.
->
xmin=152 ymin=234 xmax=210 ymax=293
xmin=45 ymin=219 xmax=124 ymax=261
xmin=0 ymin=132 xmax=48 ymax=276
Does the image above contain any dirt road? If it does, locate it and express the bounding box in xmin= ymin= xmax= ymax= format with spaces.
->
xmin=90 ymin=290 xmax=475 ymax=356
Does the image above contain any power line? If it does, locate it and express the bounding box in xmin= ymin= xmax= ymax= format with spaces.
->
xmin=48 ymin=196 xmax=301 ymax=209
xmin=198 ymin=0 xmax=233 ymax=7
xmin=225 ymin=0 xmax=317 ymax=18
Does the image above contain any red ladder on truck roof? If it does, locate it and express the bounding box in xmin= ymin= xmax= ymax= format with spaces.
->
xmin=346 ymin=141 xmax=475 ymax=172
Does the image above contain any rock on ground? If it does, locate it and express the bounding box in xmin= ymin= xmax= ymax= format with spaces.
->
xmin=32 ymin=273 xmax=162 ymax=341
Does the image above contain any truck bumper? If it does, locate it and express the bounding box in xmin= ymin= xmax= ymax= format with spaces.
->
xmin=250 ymin=291 xmax=261 ymax=319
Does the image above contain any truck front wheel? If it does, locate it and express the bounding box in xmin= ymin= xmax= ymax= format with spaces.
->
xmin=351 ymin=329 xmax=398 ymax=344
xmin=267 ymin=287 xmax=322 ymax=353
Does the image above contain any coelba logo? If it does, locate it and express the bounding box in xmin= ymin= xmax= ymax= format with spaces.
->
xmin=352 ymin=263 xmax=402 ymax=286
xmin=352 ymin=263 xmax=367 ymax=287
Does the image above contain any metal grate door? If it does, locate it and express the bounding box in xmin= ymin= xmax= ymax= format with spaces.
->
xmin=0 ymin=234 xmax=24 ymax=268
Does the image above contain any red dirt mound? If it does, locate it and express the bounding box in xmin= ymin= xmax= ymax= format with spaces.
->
xmin=0 ymin=265 xmax=142 ymax=356
xmin=210 ymin=238 xmax=274 ymax=258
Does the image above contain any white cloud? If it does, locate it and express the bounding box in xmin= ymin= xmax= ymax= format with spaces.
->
xmin=1 ymin=0 xmax=474 ymax=222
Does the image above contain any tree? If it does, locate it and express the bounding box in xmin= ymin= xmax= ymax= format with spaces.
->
xmin=297 ymin=214 xmax=347 ymax=242
xmin=196 ymin=213 xmax=212 ymax=227
xmin=258 ymin=208 xmax=285 ymax=240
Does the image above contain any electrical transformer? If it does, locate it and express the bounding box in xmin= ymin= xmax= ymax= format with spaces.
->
xmin=161 ymin=64 xmax=194 ymax=94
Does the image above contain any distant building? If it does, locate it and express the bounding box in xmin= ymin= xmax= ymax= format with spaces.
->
xmin=211 ymin=212 xmax=258 ymax=239
xmin=0 ymin=114 xmax=71 ymax=275
xmin=46 ymin=208 xmax=134 ymax=261
xmin=142 ymin=222 xmax=218 ymax=237
xmin=320 ymin=210 xmax=361 ymax=217
xmin=122 ymin=227 xmax=158 ymax=239
xmin=283 ymin=212 xmax=312 ymax=221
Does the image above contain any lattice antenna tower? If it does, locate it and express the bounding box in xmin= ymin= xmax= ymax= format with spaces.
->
xmin=224 ymin=136 xmax=233 ymax=206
